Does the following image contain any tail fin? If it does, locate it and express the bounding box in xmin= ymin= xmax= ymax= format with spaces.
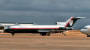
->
xmin=57 ymin=16 xmax=85 ymax=27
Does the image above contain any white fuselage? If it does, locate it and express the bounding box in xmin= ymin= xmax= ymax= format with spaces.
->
xmin=5 ymin=25 xmax=64 ymax=29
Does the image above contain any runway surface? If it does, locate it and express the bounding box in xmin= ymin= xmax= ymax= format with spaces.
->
xmin=0 ymin=30 xmax=89 ymax=50
xmin=0 ymin=38 xmax=90 ymax=50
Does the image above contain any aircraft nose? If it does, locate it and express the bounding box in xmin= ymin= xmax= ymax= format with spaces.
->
xmin=80 ymin=29 xmax=87 ymax=33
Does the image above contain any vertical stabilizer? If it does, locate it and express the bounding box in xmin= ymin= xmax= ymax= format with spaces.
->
xmin=65 ymin=16 xmax=85 ymax=27
xmin=57 ymin=16 xmax=84 ymax=27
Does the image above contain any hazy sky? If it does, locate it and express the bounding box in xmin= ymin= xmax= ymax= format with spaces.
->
xmin=0 ymin=0 xmax=90 ymax=29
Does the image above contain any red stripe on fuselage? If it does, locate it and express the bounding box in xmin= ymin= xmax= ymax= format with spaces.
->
xmin=10 ymin=28 xmax=59 ymax=29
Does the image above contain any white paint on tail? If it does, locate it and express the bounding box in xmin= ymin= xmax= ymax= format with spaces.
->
xmin=56 ymin=16 xmax=83 ymax=27
xmin=56 ymin=16 xmax=74 ymax=27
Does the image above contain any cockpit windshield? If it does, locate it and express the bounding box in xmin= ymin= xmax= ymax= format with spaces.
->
xmin=83 ymin=27 xmax=87 ymax=29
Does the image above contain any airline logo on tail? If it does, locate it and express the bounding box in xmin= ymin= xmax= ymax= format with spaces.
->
xmin=57 ymin=16 xmax=85 ymax=27
xmin=65 ymin=16 xmax=85 ymax=27
xmin=70 ymin=20 xmax=73 ymax=26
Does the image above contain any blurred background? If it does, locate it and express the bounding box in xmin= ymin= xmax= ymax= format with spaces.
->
xmin=0 ymin=0 xmax=90 ymax=29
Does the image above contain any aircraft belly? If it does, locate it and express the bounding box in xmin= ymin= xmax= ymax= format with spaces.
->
xmin=4 ymin=29 xmax=38 ymax=33
xmin=4 ymin=29 xmax=53 ymax=33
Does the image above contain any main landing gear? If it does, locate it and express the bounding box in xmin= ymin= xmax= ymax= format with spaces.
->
xmin=11 ymin=32 xmax=15 ymax=37
xmin=10 ymin=32 xmax=51 ymax=37
xmin=40 ymin=32 xmax=51 ymax=36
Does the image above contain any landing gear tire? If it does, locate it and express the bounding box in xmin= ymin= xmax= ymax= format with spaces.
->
xmin=46 ymin=33 xmax=50 ymax=36
xmin=40 ymin=32 xmax=46 ymax=36
xmin=87 ymin=34 xmax=89 ymax=37
xmin=11 ymin=32 xmax=15 ymax=36
xmin=40 ymin=32 xmax=50 ymax=36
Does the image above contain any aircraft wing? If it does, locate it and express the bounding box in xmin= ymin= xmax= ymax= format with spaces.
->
xmin=38 ymin=29 xmax=51 ymax=32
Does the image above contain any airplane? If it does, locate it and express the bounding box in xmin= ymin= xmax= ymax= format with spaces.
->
xmin=4 ymin=16 xmax=83 ymax=36
xmin=80 ymin=25 xmax=90 ymax=36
